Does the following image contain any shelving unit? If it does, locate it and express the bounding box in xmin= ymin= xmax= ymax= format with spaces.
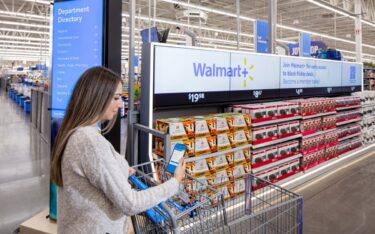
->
xmin=252 ymin=154 xmax=302 ymax=174
xmin=252 ymin=134 xmax=301 ymax=149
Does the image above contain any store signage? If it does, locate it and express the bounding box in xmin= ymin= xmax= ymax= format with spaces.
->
xmin=289 ymin=41 xmax=327 ymax=57
xmin=152 ymin=45 xmax=362 ymax=107
xmin=255 ymin=20 xmax=269 ymax=53
xmin=300 ymin=33 xmax=311 ymax=57
xmin=51 ymin=0 xmax=104 ymax=118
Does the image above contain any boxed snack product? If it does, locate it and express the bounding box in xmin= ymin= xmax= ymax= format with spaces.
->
xmin=186 ymin=159 xmax=211 ymax=177
xmin=230 ymin=129 xmax=251 ymax=147
xmin=233 ymin=149 xmax=247 ymax=165
xmin=322 ymin=115 xmax=336 ymax=130
xmin=224 ymin=113 xmax=250 ymax=131
xmin=195 ymin=136 xmax=217 ymax=155
xmin=194 ymin=116 xmax=214 ymax=137
xmin=156 ymin=118 xmax=195 ymax=139
xmin=252 ymin=125 xmax=278 ymax=144
xmin=212 ymin=184 xmax=231 ymax=201
xmin=263 ymin=103 xmax=278 ymax=119
xmin=212 ymin=115 xmax=230 ymax=134
xmin=252 ymin=148 xmax=267 ymax=164
xmin=214 ymin=154 xmax=229 ymax=171
xmin=279 ymin=159 xmax=300 ymax=177
xmin=232 ymin=163 xmax=246 ymax=178
xmin=246 ymin=104 xmax=267 ymax=122
xmin=155 ymin=137 xmax=195 ymax=157
xmin=289 ymin=121 xmax=300 ymax=134
xmin=215 ymin=169 xmax=230 ymax=184
xmin=277 ymin=122 xmax=290 ymax=138
xmin=265 ymin=146 xmax=279 ymax=160
xmin=278 ymin=142 xmax=291 ymax=157
xmin=324 ymin=131 xmax=338 ymax=146
xmin=325 ymin=145 xmax=338 ymax=159
xmin=301 ymin=118 xmax=322 ymax=134
xmin=217 ymin=132 xmax=232 ymax=151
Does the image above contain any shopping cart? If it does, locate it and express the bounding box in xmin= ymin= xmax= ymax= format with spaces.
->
xmin=130 ymin=159 xmax=303 ymax=234
xmin=210 ymin=174 xmax=303 ymax=234
xmin=129 ymin=159 xmax=227 ymax=234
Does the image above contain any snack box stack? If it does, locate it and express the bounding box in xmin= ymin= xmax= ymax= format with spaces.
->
xmin=252 ymin=158 xmax=301 ymax=190
xmin=231 ymin=101 xmax=300 ymax=123
xmin=154 ymin=113 xmax=252 ymax=199
xmin=336 ymin=110 xmax=362 ymax=124
xmin=334 ymin=96 xmax=361 ymax=108
xmin=287 ymin=98 xmax=336 ymax=117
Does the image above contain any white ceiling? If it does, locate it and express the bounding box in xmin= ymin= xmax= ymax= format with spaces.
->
xmin=1 ymin=0 xmax=375 ymax=66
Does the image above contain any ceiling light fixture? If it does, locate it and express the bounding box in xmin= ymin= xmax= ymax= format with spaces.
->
xmin=0 ymin=10 xmax=49 ymax=20
xmin=0 ymin=20 xmax=49 ymax=29
xmin=0 ymin=27 xmax=49 ymax=35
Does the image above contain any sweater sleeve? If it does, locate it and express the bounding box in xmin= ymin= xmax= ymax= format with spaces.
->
xmin=75 ymin=130 xmax=180 ymax=216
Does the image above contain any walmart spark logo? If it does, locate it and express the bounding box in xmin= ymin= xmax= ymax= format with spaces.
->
xmin=243 ymin=57 xmax=254 ymax=88
xmin=193 ymin=57 xmax=255 ymax=88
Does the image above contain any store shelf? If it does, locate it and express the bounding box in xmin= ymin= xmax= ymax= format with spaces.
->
xmin=301 ymin=128 xmax=336 ymax=139
xmin=251 ymin=116 xmax=301 ymax=127
xmin=252 ymin=134 xmax=301 ymax=150
xmin=338 ymin=132 xmax=362 ymax=142
xmin=301 ymin=111 xmax=336 ymax=120
xmin=336 ymin=118 xmax=362 ymax=126
xmin=252 ymin=154 xmax=302 ymax=174
xmin=362 ymin=103 xmax=375 ymax=107
xmin=336 ymin=105 xmax=362 ymax=111
xmin=184 ymin=143 xmax=252 ymax=163
xmin=279 ymin=143 xmax=375 ymax=191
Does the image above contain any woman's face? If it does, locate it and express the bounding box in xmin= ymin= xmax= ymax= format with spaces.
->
xmin=102 ymin=83 xmax=123 ymax=121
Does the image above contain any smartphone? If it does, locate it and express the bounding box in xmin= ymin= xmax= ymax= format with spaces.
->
xmin=166 ymin=143 xmax=187 ymax=174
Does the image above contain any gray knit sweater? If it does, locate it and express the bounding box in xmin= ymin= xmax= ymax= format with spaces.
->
xmin=57 ymin=125 xmax=179 ymax=234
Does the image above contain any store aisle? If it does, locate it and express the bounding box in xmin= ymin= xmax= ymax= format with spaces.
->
xmin=0 ymin=91 xmax=50 ymax=234
xmin=298 ymin=151 xmax=375 ymax=234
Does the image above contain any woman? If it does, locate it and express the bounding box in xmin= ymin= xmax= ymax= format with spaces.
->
xmin=51 ymin=67 xmax=185 ymax=234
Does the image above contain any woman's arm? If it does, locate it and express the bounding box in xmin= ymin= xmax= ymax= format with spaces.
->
xmin=77 ymin=132 xmax=180 ymax=216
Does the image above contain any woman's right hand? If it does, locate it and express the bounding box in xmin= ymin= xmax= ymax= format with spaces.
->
xmin=174 ymin=158 xmax=186 ymax=183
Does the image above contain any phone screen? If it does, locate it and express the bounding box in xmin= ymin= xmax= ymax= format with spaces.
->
xmin=166 ymin=143 xmax=186 ymax=174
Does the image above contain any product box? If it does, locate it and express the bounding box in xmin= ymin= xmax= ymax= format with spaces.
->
xmin=215 ymin=169 xmax=230 ymax=184
xmin=224 ymin=113 xmax=250 ymax=131
xmin=214 ymin=154 xmax=229 ymax=171
xmin=263 ymin=103 xmax=278 ymax=119
xmin=206 ymin=157 xmax=216 ymax=173
xmin=195 ymin=136 xmax=217 ymax=156
xmin=212 ymin=184 xmax=231 ymax=201
xmin=194 ymin=116 xmax=213 ymax=137
xmin=232 ymin=149 xmax=247 ymax=165
xmin=156 ymin=118 xmax=195 ymax=140
xmin=252 ymin=148 xmax=267 ymax=165
xmin=278 ymin=142 xmax=291 ymax=157
xmin=217 ymin=132 xmax=233 ymax=151
xmin=230 ymin=129 xmax=251 ymax=147
xmin=277 ymin=122 xmax=291 ymax=138
xmin=322 ymin=115 xmax=336 ymax=130
xmin=245 ymin=104 xmax=267 ymax=122
xmin=155 ymin=137 xmax=195 ymax=157
xmin=186 ymin=159 xmax=210 ymax=177
xmin=279 ymin=159 xmax=300 ymax=177
xmin=232 ymin=163 xmax=246 ymax=178
xmin=325 ymin=145 xmax=338 ymax=159
xmin=265 ymin=146 xmax=278 ymax=161
xmin=252 ymin=125 xmax=278 ymax=144
xmin=289 ymin=121 xmax=300 ymax=134
xmin=212 ymin=115 xmax=230 ymax=134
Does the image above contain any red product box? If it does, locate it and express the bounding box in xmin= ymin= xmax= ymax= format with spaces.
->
xmin=252 ymin=125 xmax=278 ymax=145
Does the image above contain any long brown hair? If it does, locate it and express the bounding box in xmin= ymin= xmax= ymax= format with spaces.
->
xmin=51 ymin=66 xmax=122 ymax=187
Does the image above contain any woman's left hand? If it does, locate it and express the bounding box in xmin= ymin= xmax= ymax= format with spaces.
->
xmin=129 ymin=167 xmax=136 ymax=176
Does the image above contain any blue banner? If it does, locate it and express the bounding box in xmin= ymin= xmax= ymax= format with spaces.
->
xmin=288 ymin=41 xmax=327 ymax=57
xmin=300 ymin=33 xmax=311 ymax=57
xmin=51 ymin=0 xmax=104 ymax=118
xmin=255 ymin=20 xmax=269 ymax=53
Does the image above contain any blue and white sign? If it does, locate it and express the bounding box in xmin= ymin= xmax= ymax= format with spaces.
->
xmin=342 ymin=62 xmax=362 ymax=87
xmin=51 ymin=0 xmax=104 ymax=118
xmin=255 ymin=20 xmax=269 ymax=53
xmin=230 ymin=52 xmax=280 ymax=91
xmin=151 ymin=44 xmax=362 ymax=107
xmin=300 ymin=33 xmax=311 ymax=57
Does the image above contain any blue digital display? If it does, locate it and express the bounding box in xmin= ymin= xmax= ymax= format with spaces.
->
xmin=51 ymin=0 xmax=103 ymax=118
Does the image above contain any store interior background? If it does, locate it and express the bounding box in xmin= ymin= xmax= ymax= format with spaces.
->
xmin=2 ymin=0 xmax=375 ymax=233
